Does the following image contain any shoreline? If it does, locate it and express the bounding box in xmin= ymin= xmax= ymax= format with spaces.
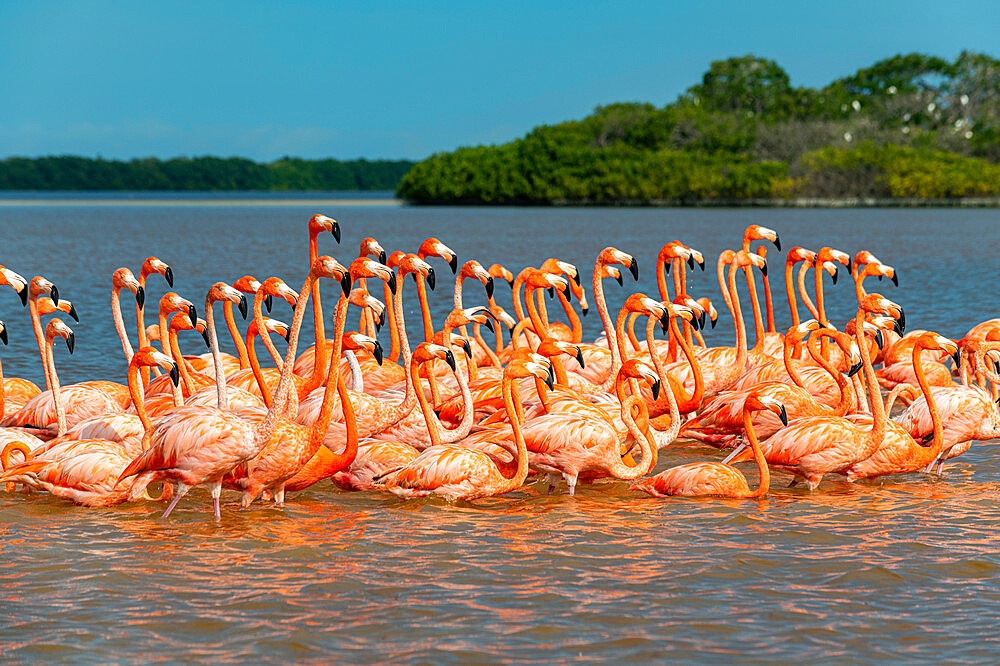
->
xmin=407 ymin=197 xmax=1000 ymax=208
xmin=0 ymin=198 xmax=403 ymax=207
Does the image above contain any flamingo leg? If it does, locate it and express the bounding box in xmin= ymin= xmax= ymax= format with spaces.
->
xmin=210 ymin=481 xmax=222 ymax=521
xmin=721 ymin=442 xmax=747 ymax=465
xmin=162 ymin=482 xmax=189 ymax=518
xmin=566 ymin=473 xmax=577 ymax=496
xmin=787 ymin=479 xmax=799 ymax=488
xmin=273 ymin=486 xmax=285 ymax=507
xmin=546 ymin=473 xmax=558 ymax=495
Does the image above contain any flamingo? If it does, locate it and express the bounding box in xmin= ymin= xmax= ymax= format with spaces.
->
xmin=632 ymin=389 xmax=787 ymax=499
xmin=374 ymin=350 xmax=551 ymax=501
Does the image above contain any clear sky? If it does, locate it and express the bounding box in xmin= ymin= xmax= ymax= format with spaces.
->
xmin=2 ymin=0 xmax=997 ymax=161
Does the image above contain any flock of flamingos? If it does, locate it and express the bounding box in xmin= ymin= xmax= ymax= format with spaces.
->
xmin=0 ymin=214 xmax=997 ymax=520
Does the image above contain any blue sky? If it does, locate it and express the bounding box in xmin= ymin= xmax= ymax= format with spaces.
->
xmin=2 ymin=1 xmax=997 ymax=161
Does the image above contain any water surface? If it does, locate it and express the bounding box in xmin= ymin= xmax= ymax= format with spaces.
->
xmin=0 ymin=196 xmax=998 ymax=662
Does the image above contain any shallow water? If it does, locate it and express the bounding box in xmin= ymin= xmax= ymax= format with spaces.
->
xmin=0 ymin=196 xmax=998 ymax=662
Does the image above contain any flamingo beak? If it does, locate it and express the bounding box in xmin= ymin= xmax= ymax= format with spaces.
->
xmin=546 ymin=288 xmax=554 ymax=299
xmin=687 ymin=255 xmax=695 ymax=269
xmin=891 ymin=272 xmax=899 ymax=286
xmin=897 ymin=309 xmax=906 ymax=334
xmin=462 ymin=339 xmax=472 ymax=358
xmin=135 ymin=286 xmax=145 ymax=309
xmin=874 ymin=329 xmax=884 ymax=350
xmin=952 ymin=349 xmax=962 ymax=369
xmin=575 ymin=347 xmax=585 ymax=368
xmin=66 ymin=332 xmax=75 ymax=354
xmin=378 ymin=249 xmax=387 ymax=265
xmin=651 ymin=379 xmax=661 ymax=401
xmin=164 ymin=266 xmax=174 ymax=287
xmin=448 ymin=255 xmax=458 ymax=274
xmin=659 ymin=312 xmax=669 ymax=334
xmin=283 ymin=328 xmax=291 ymax=343
xmin=201 ymin=328 xmax=212 ymax=349
xmin=698 ymin=258 xmax=706 ymax=271
xmin=387 ymin=272 xmax=397 ymax=295
xmin=581 ymin=304 xmax=589 ymax=317
xmin=426 ymin=268 xmax=436 ymax=291
xmin=341 ymin=274 xmax=352 ymax=298
xmin=238 ymin=295 xmax=248 ymax=320
xmin=760 ymin=260 xmax=768 ymax=277
xmin=49 ymin=284 xmax=59 ymax=304
xmin=848 ymin=360 xmax=863 ymax=377
xmin=629 ymin=258 xmax=639 ymax=281
xmin=264 ymin=294 xmax=273 ymax=313
xmin=444 ymin=349 xmax=457 ymax=371
xmin=169 ymin=362 xmax=180 ymax=386
xmin=614 ymin=272 xmax=623 ymax=287
xmin=187 ymin=305 xmax=198 ymax=325
xmin=485 ymin=276 xmax=494 ymax=299
xmin=710 ymin=314 xmax=717 ymax=329
xmin=373 ymin=340 xmax=384 ymax=366
xmin=18 ymin=288 xmax=27 ymax=307
xmin=778 ymin=404 xmax=788 ymax=426
xmin=331 ymin=221 xmax=341 ymax=244
xmin=482 ymin=317 xmax=495 ymax=334
xmin=544 ymin=363 xmax=555 ymax=390
xmin=68 ymin=303 xmax=79 ymax=323
xmin=571 ymin=272 xmax=581 ymax=287
xmin=0 ymin=328 xmax=7 ymax=345
xmin=831 ymin=268 xmax=839 ymax=285
xmin=772 ymin=234 xmax=781 ymax=251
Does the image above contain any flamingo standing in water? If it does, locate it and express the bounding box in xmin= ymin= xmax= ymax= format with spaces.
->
xmin=632 ymin=388 xmax=787 ymax=499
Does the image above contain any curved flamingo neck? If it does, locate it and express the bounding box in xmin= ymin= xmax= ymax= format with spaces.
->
xmin=593 ymin=261 xmax=622 ymax=393
xmin=785 ymin=260 xmax=801 ymax=327
xmin=912 ymin=343 xmax=944 ymax=462
xmin=204 ymin=298 xmax=229 ymax=410
xmin=222 ymin=301 xmax=249 ymax=369
xmin=499 ymin=374 xmax=529 ymax=489
xmin=743 ymin=266 xmax=765 ymax=352
xmin=128 ymin=362 xmax=152 ymax=434
xmin=669 ymin=315 xmax=703 ymax=412
xmin=716 ymin=256 xmax=734 ymax=317
xmin=643 ymin=318 xmax=683 ymax=448
xmin=28 ymin=294 xmax=49 ymax=390
xmin=798 ymin=263 xmax=819 ymax=320
xmin=385 ymin=278 xmax=400 ymax=363
xmin=308 ymin=345 xmax=358 ymax=469
xmin=742 ymin=408 xmax=770 ymax=498
xmin=167 ymin=323 xmax=194 ymax=397
xmin=656 ymin=256 xmax=672 ymax=301
xmin=782 ymin=331 xmax=808 ymax=389
xmin=723 ymin=261 xmax=748 ymax=383
xmin=761 ymin=268 xmax=775 ymax=333
xmin=246 ymin=324 xmax=275 ymax=408
xmin=112 ymin=284 xmax=135 ymax=364
xmin=807 ymin=333 xmax=854 ymax=416
xmin=308 ymin=233 xmax=329 ymax=389
xmin=415 ymin=275 xmax=435 ymax=342
xmin=136 ymin=276 xmax=152 ymax=390
xmin=813 ymin=260 xmax=829 ymax=327
xmin=855 ymin=306 xmax=885 ymax=448
xmin=45 ymin=335 xmax=66 ymax=436
xmin=555 ymin=289 xmax=582 ymax=343
xmin=413 ymin=359 xmax=444 ymax=447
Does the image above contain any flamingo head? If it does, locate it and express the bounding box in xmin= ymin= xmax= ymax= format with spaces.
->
xmin=675 ymin=295 xmax=707 ymax=329
xmin=398 ymin=254 xmax=435 ymax=290
xmin=818 ymin=247 xmax=851 ymax=267
xmin=852 ymin=250 xmax=881 ymax=274
xmin=541 ymin=258 xmax=582 ymax=288
xmin=619 ymin=360 xmax=661 ymax=400
xmin=30 ymin=276 xmax=58 ymax=305
xmin=863 ymin=261 xmax=898 ymax=286
xmin=386 ymin=250 xmax=406 ymax=270
xmin=45 ymin=318 xmax=75 ymax=355
xmin=695 ymin=297 xmax=717 ymax=328
xmin=0 ymin=266 xmax=28 ymax=306
xmin=461 ymin=260 xmax=494 ymax=299
xmin=598 ymin=247 xmax=639 ymax=281
xmin=786 ymin=247 xmax=816 ymax=266
xmin=248 ymin=317 xmax=291 ymax=343
xmin=113 ymin=268 xmax=144 ymax=308
xmin=790 ymin=318 xmax=822 ymax=341
xmin=744 ymin=390 xmax=788 ymax=426
xmin=488 ymin=263 xmax=515 ymax=288
xmin=413 ymin=342 xmax=457 ymax=372
xmin=140 ymin=257 xmax=173 ymax=287
xmin=600 ymin=265 xmax=624 ymax=287
xmin=160 ymin=292 xmax=197 ymax=327
xmin=916 ymin=332 xmax=961 ymax=369
xmin=260 ymin=278 xmax=299 ymax=313
xmin=37 ymin=297 xmax=79 ymax=322
xmin=207 ymin=282 xmax=248 ymax=320
xmin=861 ymin=294 xmax=904 ymax=333
xmin=536 ymin=338 xmax=585 ymax=369
xmin=360 ymin=237 xmax=387 ymax=265
xmin=491 ymin=305 xmax=517 ymax=331
xmin=743 ymin=225 xmax=781 ymax=251
xmin=349 ymin=257 xmax=396 ymax=295
xmin=344 ymin=331 xmax=383 ymax=366
xmin=131 ymin=347 xmax=179 ymax=386
xmin=309 ymin=214 xmax=340 ymax=244
xmin=418 ymin=238 xmax=457 ymax=274
xmin=347 ymin=287 xmax=386 ymax=331
xmin=505 ymin=357 xmax=555 ymax=390
xmin=232 ymin=275 xmax=262 ymax=295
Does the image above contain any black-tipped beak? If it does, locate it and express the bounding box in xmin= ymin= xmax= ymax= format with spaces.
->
xmin=571 ymin=272 xmax=581 ymax=287
xmin=505 ymin=277 xmax=514 ymax=288
xmin=952 ymin=350 xmax=962 ymax=369
xmin=387 ymin=272 xmax=397 ymax=295
xmin=341 ymin=274 xmax=352 ymax=298
xmin=187 ymin=305 xmax=197 ymax=325
xmin=544 ymin=363 xmax=555 ymax=390
xmin=629 ymin=258 xmax=639 ymax=281
xmin=462 ymin=339 xmax=472 ymax=358
xmin=448 ymin=255 xmax=458 ymax=274
xmin=848 ymin=360 xmax=863 ymax=377
xmin=773 ymin=235 xmax=781 ymax=251
xmin=660 ymin=313 xmax=669 ymax=334
xmin=238 ymin=295 xmax=248 ymax=320
xmin=332 ymin=221 xmax=341 ymax=244
xmin=891 ymin=273 xmax=899 ymax=287
xmin=874 ymin=329 xmax=884 ymax=350
xmin=49 ymin=284 xmax=59 ymax=305
xmin=378 ymin=249 xmax=387 ymax=265
xmin=374 ymin=317 xmax=382 ymax=334
xmin=614 ymin=272 xmax=623 ymax=287
xmin=287 ymin=296 xmax=297 ymax=311
xmin=164 ymin=266 xmax=174 ymax=287
xmin=665 ymin=262 xmax=671 ymax=275
xmin=482 ymin=317 xmax=495 ymax=334
xmin=427 ymin=267 xmax=436 ymax=291
xmin=575 ymin=347 xmax=585 ymax=368
xmin=444 ymin=349 xmax=457 ymax=371
xmin=0 ymin=328 xmax=7 ymax=345
xmin=201 ymin=328 xmax=212 ymax=349
xmin=698 ymin=258 xmax=706 ymax=271
xmin=710 ymin=315 xmax=717 ymax=329
xmin=373 ymin=340 xmax=384 ymax=366
xmin=562 ymin=281 xmax=572 ymax=301
xmin=264 ymin=294 xmax=273 ymax=313
xmin=66 ymin=332 xmax=75 ymax=354
xmin=581 ymin=304 xmax=589 ymax=317
xmin=897 ymin=309 xmax=906 ymax=334
xmin=892 ymin=319 xmax=903 ymax=336
xmin=778 ymin=404 xmax=788 ymax=426
xmin=651 ymin=379 xmax=661 ymax=401
xmin=546 ymin=287 xmax=554 ymax=299
xmin=760 ymin=261 xmax=768 ymax=277
xmin=135 ymin=285 xmax=145 ymax=309
xmin=485 ymin=276 xmax=494 ymax=299
xmin=831 ymin=269 xmax=839 ymax=285
xmin=283 ymin=328 xmax=291 ymax=343
xmin=169 ymin=363 xmax=180 ymax=386
xmin=698 ymin=310 xmax=707 ymax=330
xmin=687 ymin=256 xmax=695 ymax=269
xmin=18 ymin=288 xmax=27 ymax=307
xmin=68 ymin=303 xmax=79 ymax=323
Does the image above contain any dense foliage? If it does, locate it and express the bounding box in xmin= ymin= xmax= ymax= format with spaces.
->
xmin=0 ymin=156 xmax=414 ymax=191
xmin=398 ymin=51 xmax=1000 ymax=204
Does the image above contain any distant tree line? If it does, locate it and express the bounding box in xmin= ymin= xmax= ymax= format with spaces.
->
xmin=398 ymin=51 xmax=1000 ymax=203
xmin=0 ymin=156 xmax=415 ymax=191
